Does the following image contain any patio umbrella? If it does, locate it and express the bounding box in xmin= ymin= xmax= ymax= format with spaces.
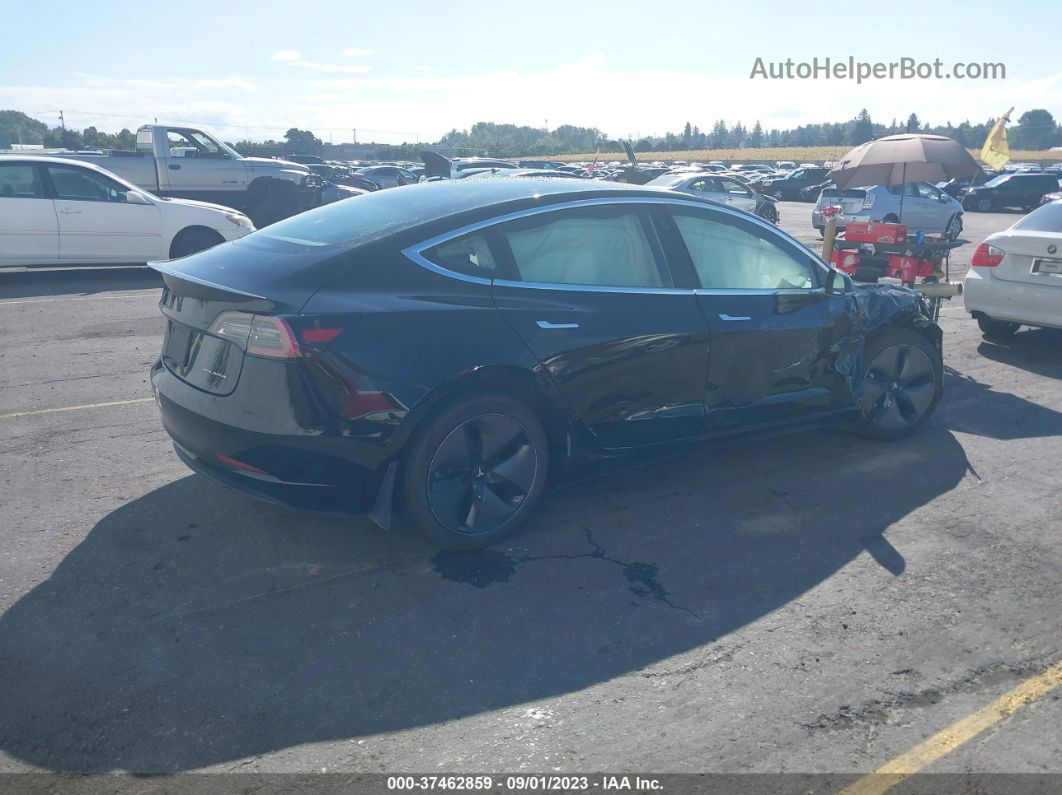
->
xmin=828 ymin=133 xmax=982 ymax=189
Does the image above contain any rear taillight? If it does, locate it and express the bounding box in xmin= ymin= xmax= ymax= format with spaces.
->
xmin=247 ymin=315 xmax=301 ymax=358
xmin=972 ymin=242 xmax=1004 ymax=267
xmin=209 ymin=311 xmax=255 ymax=345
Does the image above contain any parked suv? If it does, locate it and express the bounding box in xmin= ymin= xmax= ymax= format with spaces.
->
xmin=763 ymin=167 xmax=830 ymax=201
xmin=962 ymin=173 xmax=1060 ymax=212
xmin=813 ymin=182 xmax=963 ymax=239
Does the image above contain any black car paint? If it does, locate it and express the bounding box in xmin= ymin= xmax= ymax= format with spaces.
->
xmin=963 ymin=174 xmax=1060 ymax=211
xmin=150 ymin=179 xmax=940 ymax=525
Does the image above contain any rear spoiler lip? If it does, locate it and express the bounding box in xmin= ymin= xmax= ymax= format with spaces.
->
xmin=149 ymin=260 xmax=276 ymax=311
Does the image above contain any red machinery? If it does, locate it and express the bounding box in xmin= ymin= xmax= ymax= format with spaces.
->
xmin=828 ymin=220 xmax=960 ymax=287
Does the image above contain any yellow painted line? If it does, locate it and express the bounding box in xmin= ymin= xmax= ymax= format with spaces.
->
xmin=0 ymin=293 xmax=157 ymax=306
xmin=0 ymin=397 xmax=155 ymax=419
xmin=840 ymin=659 xmax=1062 ymax=795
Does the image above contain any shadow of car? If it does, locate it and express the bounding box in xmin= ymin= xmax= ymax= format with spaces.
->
xmin=0 ymin=418 xmax=984 ymax=772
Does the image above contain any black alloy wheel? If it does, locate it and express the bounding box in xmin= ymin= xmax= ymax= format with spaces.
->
xmin=857 ymin=333 xmax=939 ymax=439
xmin=428 ymin=414 xmax=536 ymax=534
xmin=403 ymin=395 xmax=549 ymax=548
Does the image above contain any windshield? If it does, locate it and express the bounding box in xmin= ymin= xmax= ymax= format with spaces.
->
xmin=1013 ymin=201 xmax=1062 ymax=233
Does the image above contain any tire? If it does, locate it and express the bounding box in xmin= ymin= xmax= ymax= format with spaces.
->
xmin=169 ymin=227 xmax=224 ymax=259
xmin=247 ymin=185 xmax=297 ymax=228
xmin=944 ymin=214 xmax=963 ymax=241
xmin=757 ymin=203 xmax=779 ymax=224
xmin=976 ymin=316 xmax=1020 ymax=338
xmin=882 ymin=214 xmax=900 ymax=224
xmin=976 ymin=197 xmax=993 ymax=212
xmin=402 ymin=394 xmax=549 ymax=549
xmin=853 ymin=328 xmax=942 ymax=441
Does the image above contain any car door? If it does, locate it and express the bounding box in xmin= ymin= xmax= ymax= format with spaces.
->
xmin=718 ymin=177 xmax=758 ymax=213
xmin=485 ymin=202 xmax=711 ymax=448
xmin=43 ymin=163 xmax=164 ymax=263
xmin=664 ymin=204 xmax=853 ymax=432
xmin=0 ymin=162 xmax=59 ymax=265
xmin=914 ymin=182 xmax=949 ymax=231
xmin=158 ymin=128 xmax=247 ymax=197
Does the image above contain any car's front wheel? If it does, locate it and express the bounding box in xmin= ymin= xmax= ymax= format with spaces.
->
xmin=757 ymin=203 xmax=779 ymax=224
xmin=944 ymin=214 xmax=963 ymax=240
xmin=854 ymin=328 xmax=942 ymax=440
xmin=976 ymin=197 xmax=993 ymax=212
xmin=402 ymin=394 xmax=549 ymax=549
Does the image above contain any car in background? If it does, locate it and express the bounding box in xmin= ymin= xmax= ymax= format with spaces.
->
xmin=647 ymin=172 xmax=780 ymax=223
xmin=800 ymin=180 xmax=831 ymax=202
xmin=355 ymin=165 xmax=419 ymax=189
xmin=761 ymin=166 xmax=830 ymax=201
xmin=519 ymin=160 xmax=566 ymax=170
xmin=149 ymin=178 xmax=942 ymax=549
xmin=467 ymin=169 xmax=588 ymax=180
xmin=775 ymin=161 xmax=796 ymax=171
xmin=962 ymin=173 xmax=1060 ymax=212
xmin=813 ymin=182 xmax=963 ymax=239
xmin=0 ymin=156 xmax=253 ymax=267
xmin=308 ymin=164 xmax=380 ymax=192
xmin=1040 ymin=188 xmax=1062 ymax=206
xmin=963 ymin=200 xmax=1062 ymax=337
xmin=937 ymin=173 xmax=992 ymax=199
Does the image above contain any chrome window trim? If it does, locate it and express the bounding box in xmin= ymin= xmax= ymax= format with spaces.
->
xmin=401 ymin=195 xmax=831 ymax=293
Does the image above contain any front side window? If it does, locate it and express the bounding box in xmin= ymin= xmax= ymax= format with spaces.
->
xmin=916 ymin=183 xmax=941 ymax=200
xmin=671 ymin=210 xmax=816 ymax=290
xmin=46 ymin=165 xmax=129 ymax=202
xmin=720 ymin=179 xmax=751 ymax=195
xmin=0 ymin=164 xmax=42 ymax=198
xmin=499 ymin=206 xmax=667 ymax=289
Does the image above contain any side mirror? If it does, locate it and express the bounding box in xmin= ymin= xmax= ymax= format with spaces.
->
xmin=827 ymin=270 xmax=850 ymax=295
xmin=124 ymin=191 xmax=151 ymax=205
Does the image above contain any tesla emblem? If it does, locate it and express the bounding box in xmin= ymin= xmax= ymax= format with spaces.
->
xmin=1049 ymin=244 xmax=1058 ymax=255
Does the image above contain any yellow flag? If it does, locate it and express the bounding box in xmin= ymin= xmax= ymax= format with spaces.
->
xmin=980 ymin=109 xmax=1012 ymax=170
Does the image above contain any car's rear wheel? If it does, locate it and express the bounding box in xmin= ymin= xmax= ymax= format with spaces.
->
xmin=976 ymin=197 xmax=993 ymax=212
xmin=402 ymin=394 xmax=549 ymax=549
xmin=854 ymin=328 xmax=942 ymax=440
xmin=169 ymin=227 xmax=224 ymax=259
xmin=976 ymin=316 xmax=1020 ymax=338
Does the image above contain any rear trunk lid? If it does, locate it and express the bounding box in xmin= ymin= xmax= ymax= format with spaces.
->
xmin=989 ymin=230 xmax=1062 ymax=286
xmin=819 ymin=188 xmax=868 ymax=215
xmin=151 ymin=233 xmax=343 ymax=395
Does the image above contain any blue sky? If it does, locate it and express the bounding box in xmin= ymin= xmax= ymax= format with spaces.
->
xmin=2 ymin=0 xmax=1060 ymax=144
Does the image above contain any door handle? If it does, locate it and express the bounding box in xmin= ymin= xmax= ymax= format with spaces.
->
xmin=59 ymin=208 xmax=82 ymax=214
xmin=536 ymin=320 xmax=580 ymax=329
xmin=718 ymin=313 xmax=751 ymax=321
xmin=168 ymin=164 xmax=181 ymax=170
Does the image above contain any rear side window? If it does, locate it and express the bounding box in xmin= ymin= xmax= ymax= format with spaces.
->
xmin=671 ymin=210 xmax=816 ymax=290
xmin=498 ymin=206 xmax=668 ymax=289
xmin=1013 ymin=201 xmax=1062 ymax=232
xmin=0 ymin=164 xmax=42 ymax=198
xmin=423 ymin=233 xmax=498 ymax=276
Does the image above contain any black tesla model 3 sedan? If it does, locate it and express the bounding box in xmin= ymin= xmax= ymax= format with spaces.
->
xmin=150 ymin=178 xmax=943 ymax=548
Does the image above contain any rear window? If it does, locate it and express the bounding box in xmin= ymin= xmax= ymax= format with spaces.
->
xmin=1013 ymin=201 xmax=1062 ymax=233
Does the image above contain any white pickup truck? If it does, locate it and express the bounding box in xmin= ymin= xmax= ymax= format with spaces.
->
xmin=31 ymin=125 xmax=323 ymax=227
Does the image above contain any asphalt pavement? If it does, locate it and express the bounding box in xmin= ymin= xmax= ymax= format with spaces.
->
xmin=0 ymin=206 xmax=1059 ymax=780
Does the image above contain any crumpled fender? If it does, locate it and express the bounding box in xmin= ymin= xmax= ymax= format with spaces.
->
xmin=832 ymin=284 xmax=942 ymax=405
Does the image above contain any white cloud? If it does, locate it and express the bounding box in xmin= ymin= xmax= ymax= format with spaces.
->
xmin=270 ymin=50 xmax=370 ymax=73
xmin=342 ymin=48 xmax=375 ymax=57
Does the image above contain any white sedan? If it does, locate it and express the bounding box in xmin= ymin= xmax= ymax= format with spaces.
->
xmin=0 ymin=156 xmax=254 ymax=267
xmin=964 ymin=200 xmax=1062 ymax=336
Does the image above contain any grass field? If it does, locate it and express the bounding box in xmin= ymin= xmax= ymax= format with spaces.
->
xmin=547 ymin=146 xmax=1062 ymax=165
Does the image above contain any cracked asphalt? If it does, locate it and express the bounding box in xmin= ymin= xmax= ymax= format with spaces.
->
xmin=0 ymin=204 xmax=1060 ymax=776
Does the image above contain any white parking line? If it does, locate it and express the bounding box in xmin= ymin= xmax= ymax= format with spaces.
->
xmin=0 ymin=293 xmax=158 ymax=306
xmin=0 ymin=397 xmax=155 ymax=419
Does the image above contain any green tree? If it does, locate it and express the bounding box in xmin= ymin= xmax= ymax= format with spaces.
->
xmin=849 ymin=109 xmax=874 ymax=145
xmin=1011 ymin=109 xmax=1058 ymax=150
xmin=283 ymin=128 xmax=323 ymax=154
